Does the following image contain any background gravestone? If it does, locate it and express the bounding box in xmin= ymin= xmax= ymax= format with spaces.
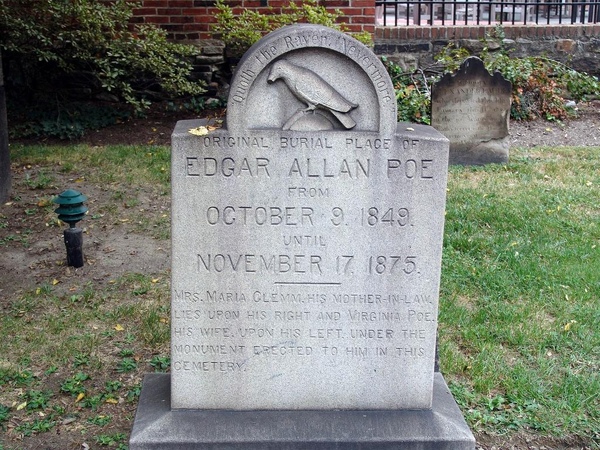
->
xmin=130 ymin=24 xmax=475 ymax=449
xmin=431 ymin=56 xmax=512 ymax=166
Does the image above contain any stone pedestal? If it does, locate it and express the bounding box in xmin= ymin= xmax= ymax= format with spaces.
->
xmin=130 ymin=23 xmax=475 ymax=450
xmin=130 ymin=372 xmax=475 ymax=450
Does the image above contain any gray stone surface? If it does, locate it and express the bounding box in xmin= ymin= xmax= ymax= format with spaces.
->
xmin=169 ymin=24 xmax=450 ymax=411
xmin=171 ymin=118 xmax=448 ymax=410
xmin=431 ymin=56 xmax=512 ymax=165
xmin=130 ymin=372 xmax=476 ymax=449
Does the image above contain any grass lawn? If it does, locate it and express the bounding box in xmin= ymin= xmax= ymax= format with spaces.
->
xmin=440 ymin=147 xmax=599 ymax=443
xmin=0 ymin=143 xmax=598 ymax=449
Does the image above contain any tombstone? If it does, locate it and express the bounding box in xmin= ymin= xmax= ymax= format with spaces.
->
xmin=431 ymin=56 xmax=512 ymax=165
xmin=130 ymin=24 xmax=475 ymax=449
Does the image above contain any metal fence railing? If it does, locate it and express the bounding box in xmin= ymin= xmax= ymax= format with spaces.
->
xmin=375 ymin=0 xmax=600 ymax=25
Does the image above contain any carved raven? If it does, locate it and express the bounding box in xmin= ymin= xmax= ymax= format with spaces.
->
xmin=267 ymin=60 xmax=358 ymax=129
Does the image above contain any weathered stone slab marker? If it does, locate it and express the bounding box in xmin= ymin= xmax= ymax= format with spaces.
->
xmin=432 ymin=56 xmax=512 ymax=165
xmin=131 ymin=24 xmax=475 ymax=449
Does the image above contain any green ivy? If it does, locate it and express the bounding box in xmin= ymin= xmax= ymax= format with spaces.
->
xmin=8 ymin=101 xmax=131 ymax=140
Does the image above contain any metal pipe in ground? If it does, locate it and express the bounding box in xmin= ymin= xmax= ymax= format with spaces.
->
xmin=63 ymin=227 xmax=84 ymax=268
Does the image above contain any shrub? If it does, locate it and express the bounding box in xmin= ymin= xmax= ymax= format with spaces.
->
xmin=213 ymin=0 xmax=372 ymax=58
xmin=483 ymin=52 xmax=600 ymax=121
xmin=385 ymin=34 xmax=600 ymax=124
xmin=383 ymin=58 xmax=432 ymax=125
xmin=0 ymin=0 xmax=205 ymax=114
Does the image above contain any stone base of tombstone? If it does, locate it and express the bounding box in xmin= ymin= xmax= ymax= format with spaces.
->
xmin=449 ymin=138 xmax=510 ymax=166
xmin=129 ymin=372 xmax=475 ymax=450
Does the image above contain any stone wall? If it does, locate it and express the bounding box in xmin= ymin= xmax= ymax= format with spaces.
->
xmin=193 ymin=24 xmax=600 ymax=88
xmin=374 ymin=24 xmax=600 ymax=75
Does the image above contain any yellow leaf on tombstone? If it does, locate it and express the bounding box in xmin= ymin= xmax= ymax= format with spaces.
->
xmin=188 ymin=126 xmax=209 ymax=136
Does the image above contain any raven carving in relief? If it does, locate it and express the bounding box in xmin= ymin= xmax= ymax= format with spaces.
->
xmin=267 ymin=60 xmax=358 ymax=130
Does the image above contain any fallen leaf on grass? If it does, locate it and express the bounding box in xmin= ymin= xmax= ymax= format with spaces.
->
xmin=105 ymin=398 xmax=118 ymax=404
xmin=114 ymin=324 xmax=125 ymax=331
xmin=16 ymin=402 xmax=27 ymax=411
xmin=75 ymin=393 xmax=85 ymax=403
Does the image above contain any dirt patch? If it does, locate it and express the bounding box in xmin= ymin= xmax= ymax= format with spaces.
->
xmin=0 ymin=164 xmax=171 ymax=302
xmin=509 ymin=101 xmax=600 ymax=148
xmin=476 ymin=432 xmax=594 ymax=449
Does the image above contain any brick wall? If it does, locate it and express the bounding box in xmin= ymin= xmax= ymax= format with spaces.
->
xmin=130 ymin=0 xmax=376 ymax=40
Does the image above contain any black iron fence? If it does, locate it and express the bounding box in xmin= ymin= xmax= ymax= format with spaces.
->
xmin=375 ymin=0 xmax=600 ymax=25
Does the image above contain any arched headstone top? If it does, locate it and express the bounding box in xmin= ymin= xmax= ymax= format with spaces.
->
xmin=226 ymin=24 xmax=398 ymax=136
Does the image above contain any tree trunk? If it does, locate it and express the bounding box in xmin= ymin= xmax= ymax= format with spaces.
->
xmin=0 ymin=51 xmax=11 ymax=203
